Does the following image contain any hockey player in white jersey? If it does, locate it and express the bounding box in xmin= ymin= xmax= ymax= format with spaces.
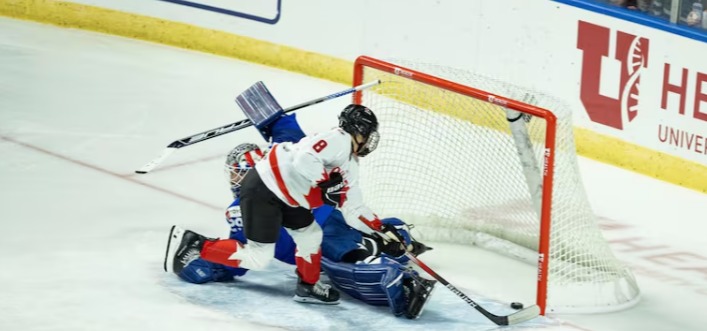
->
xmin=165 ymin=104 xmax=409 ymax=305
xmin=256 ymin=104 xmax=384 ymax=231
xmin=165 ymin=108 xmax=436 ymax=317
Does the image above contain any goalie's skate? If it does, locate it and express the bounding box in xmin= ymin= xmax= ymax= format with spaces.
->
xmin=293 ymin=277 xmax=341 ymax=305
xmin=410 ymin=241 xmax=433 ymax=256
xmin=404 ymin=274 xmax=437 ymax=319
xmin=163 ymin=225 xmax=207 ymax=274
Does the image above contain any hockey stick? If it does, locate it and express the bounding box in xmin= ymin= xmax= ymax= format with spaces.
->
xmin=404 ymin=252 xmax=540 ymax=326
xmin=135 ymin=80 xmax=382 ymax=174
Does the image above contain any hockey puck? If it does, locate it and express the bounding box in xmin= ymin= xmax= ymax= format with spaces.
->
xmin=510 ymin=302 xmax=524 ymax=309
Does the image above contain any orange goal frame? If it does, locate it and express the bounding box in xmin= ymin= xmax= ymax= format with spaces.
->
xmin=352 ymin=55 xmax=558 ymax=315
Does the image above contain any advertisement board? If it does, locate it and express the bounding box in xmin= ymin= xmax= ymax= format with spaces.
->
xmin=2 ymin=0 xmax=706 ymax=191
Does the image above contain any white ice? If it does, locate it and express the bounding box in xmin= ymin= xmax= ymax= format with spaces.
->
xmin=1 ymin=17 xmax=706 ymax=331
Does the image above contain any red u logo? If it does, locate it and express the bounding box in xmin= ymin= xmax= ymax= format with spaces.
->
xmin=577 ymin=21 xmax=649 ymax=130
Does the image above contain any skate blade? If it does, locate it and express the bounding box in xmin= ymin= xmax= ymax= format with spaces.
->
xmin=163 ymin=225 xmax=186 ymax=273
xmin=292 ymin=295 xmax=340 ymax=305
xmin=410 ymin=283 xmax=437 ymax=319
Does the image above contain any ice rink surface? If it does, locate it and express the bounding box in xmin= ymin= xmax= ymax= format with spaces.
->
xmin=1 ymin=17 xmax=706 ymax=331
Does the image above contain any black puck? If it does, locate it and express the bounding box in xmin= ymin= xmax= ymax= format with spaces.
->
xmin=510 ymin=302 xmax=524 ymax=309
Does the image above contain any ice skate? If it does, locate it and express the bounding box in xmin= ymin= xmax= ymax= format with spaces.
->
xmin=404 ymin=274 xmax=437 ymax=319
xmin=163 ymin=225 xmax=207 ymax=274
xmin=293 ymin=276 xmax=341 ymax=305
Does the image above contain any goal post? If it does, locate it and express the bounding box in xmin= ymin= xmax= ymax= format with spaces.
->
xmin=352 ymin=56 xmax=640 ymax=314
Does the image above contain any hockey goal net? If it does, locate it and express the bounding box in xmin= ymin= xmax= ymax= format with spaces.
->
xmin=352 ymin=56 xmax=640 ymax=314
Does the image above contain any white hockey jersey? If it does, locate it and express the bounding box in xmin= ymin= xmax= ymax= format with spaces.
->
xmin=255 ymin=127 xmax=382 ymax=234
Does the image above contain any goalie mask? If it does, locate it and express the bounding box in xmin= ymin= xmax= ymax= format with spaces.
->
xmin=339 ymin=104 xmax=379 ymax=157
xmin=225 ymin=143 xmax=264 ymax=199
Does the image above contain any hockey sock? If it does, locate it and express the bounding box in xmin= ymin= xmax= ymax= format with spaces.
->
xmin=295 ymin=249 xmax=322 ymax=284
xmin=200 ymin=239 xmax=242 ymax=268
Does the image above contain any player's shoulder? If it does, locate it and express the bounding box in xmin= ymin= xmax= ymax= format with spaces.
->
xmin=320 ymin=127 xmax=350 ymax=144
xmin=314 ymin=127 xmax=348 ymax=139
xmin=301 ymin=128 xmax=348 ymax=148
xmin=294 ymin=128 xmax=352 ymax=162
xmin=334 ymin=127 xmax=348 ymax=137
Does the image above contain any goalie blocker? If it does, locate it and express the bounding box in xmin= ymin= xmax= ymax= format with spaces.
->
xmin=135 ymin=80 xmax=380 ymax=174
xmin=235 ymin=81 xmax=285 ymax=142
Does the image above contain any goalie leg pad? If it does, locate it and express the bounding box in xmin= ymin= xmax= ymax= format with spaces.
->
xmin=321 ymin=256 xmax=408 ymax=316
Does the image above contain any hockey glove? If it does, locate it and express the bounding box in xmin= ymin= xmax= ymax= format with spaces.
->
xmin=317 ymin=172 xmax=348 ymax=207
xmin=377 ymin=223 xmax=412 ymax=255
xmin=379 ymin=223 xmax=406 ymax=243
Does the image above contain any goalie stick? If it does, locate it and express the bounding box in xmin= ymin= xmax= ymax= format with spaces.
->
xmin=135 ymin=80 xmax=381 ymax=174
xmin=404 ymin=251 xmax=540 ymax=326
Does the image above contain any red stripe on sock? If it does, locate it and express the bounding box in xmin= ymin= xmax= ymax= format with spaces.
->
xmin=200 ymin=239 xmax=242 ymax=268
xmin=296 ymin=249 xmax=322 ymax=284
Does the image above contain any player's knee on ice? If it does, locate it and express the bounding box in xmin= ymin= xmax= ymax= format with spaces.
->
xmin=229 ymin=241 xmax=276 ymax=270
xmin=286 ymin=221 xmax=323 ymax=259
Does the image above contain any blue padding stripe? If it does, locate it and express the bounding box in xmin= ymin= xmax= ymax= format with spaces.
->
xmin=553 ymin=0 xmax=707 ymax=43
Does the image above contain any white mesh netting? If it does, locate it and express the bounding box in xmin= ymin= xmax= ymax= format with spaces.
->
xmin=355 ymin=59 xmax=640 ymax=313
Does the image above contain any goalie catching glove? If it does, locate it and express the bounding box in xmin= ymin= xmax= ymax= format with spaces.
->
xmin=374 ymin=219 xmax=433 ymax=258
xmin=377 ymin=223 xmax=412 ymax=256
xmin=379 ymin=223 xmax=408 ymax=246
xmin=317 ymin=172 xmax=348 ymax=207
